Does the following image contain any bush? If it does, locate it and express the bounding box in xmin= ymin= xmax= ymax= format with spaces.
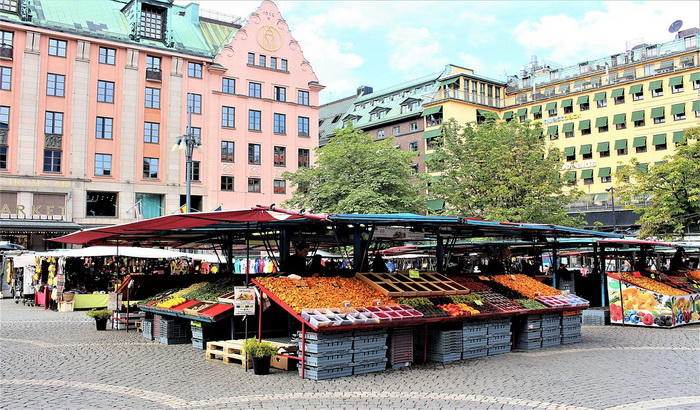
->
xmin=86 ymin=309 xmax=112 ymax=320
xmin=241 ymin=338 xmax=278 ymax=358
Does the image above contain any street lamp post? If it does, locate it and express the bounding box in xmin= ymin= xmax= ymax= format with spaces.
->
xmin=606 ymin=187 xmax=616 ymax=234
xmin=174 ymin=106 xmax=201 ymax=214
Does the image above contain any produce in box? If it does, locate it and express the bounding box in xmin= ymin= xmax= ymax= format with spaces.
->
xmin=492 ymin=274 xmax=561 ymax=299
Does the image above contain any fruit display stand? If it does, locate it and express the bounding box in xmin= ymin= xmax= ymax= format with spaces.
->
xmin=606 ymin=272 xmax=700 ymax=328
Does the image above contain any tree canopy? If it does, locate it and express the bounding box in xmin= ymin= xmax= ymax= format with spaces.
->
xmin=422 ymin=118 xmax=583 ymax=226
xmin=282 ymin=126 xmax=425 ymax=214
xmin=615 ymin=126 xmax=700 ymax=239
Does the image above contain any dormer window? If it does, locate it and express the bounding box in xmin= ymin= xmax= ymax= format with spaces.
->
xmin=140 ymin=4 xmax=165 ymax=40
xmin=0 ymin=0 xmax=18 ymax=13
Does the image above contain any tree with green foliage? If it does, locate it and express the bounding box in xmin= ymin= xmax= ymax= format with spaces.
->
xmin=422 ymin=118 xmax=583 ymax=226
xmin=615 ymin=126 xmax=700 ymax=239
xmin=282 ymin=126 xmax=426 ymax=214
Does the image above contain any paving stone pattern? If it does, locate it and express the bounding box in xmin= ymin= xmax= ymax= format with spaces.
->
xmin=1 ymin=299 xmax=698 ymax=409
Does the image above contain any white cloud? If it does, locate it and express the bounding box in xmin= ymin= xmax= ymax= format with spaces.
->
xmin=386 ymin=26 xmax=448 ymax=75
xmin=457 ymin=53 xmax=485 ymax=72
xmin=459 ymin=11 xmax=496 ymax=25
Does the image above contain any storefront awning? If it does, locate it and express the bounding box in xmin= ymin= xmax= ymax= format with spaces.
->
xmin=423 ymin=128 xmax=442 ymax=139
xmin=629 ymin=84 xmax=643 ymax=94
xmin=580 ymin=144 xmax=592 ymax=155
xmin=577 ymin=95 xmax=589 ymax=104
xmin=673 ymin=131 xmax=686 ymax=143
xmin=631 ymin=110 xmax=645 ymax=122
xmin=593 ymin=92 xmax=606 ymax=101
xmin=670 ymin=103 xmax=685 ymax=115
xmin=610 ymin=88 xmax=624 ymax=98
xmin=637 ymin=163 xmax=648 ymax=173
xmin=613 ymin=113 xmax=626 ymax=125
xmin=648 ymin=80 xmax=662 ymax=90
xmin=562 ymin=122 xmax=574 ymax=133
xmin=668 ymin=76 xmax=683 ymax=87
xmin=503 ymin=111 xmax=514 ymax=120
xmin=547 ymin=125 xmax=558 ymax=135
xmin=596 ymin=141 xmax=609 ymax=152
xmin=426 ymin=199 xmax=445 ymax=211
xmin=561 ymin=98 xmax=573 ymax=108
xmin=633 ymin=136 xmax=647 ymax=148
xmin=694 ymin=100 xmax=700 ymax=112
xmin=564 ymin=146 xmax=575 ymax=156
xmin=614 ymin=139 xmax=627 ymax=150
xmin=0 ymin=219 xmax=82 ymax=234
xmin=650 ymin=106 xmax=664 ymax=118
xmin=598 ymin=167 xmax=611 ymax=177
xmin=531 ymin=105 xmax=542 ymax=114
xmin=564 ymin=171 xmax=576 ymax=181
xmin=578 ymin=119 xmax=591 ymax=130
xmin=421 ymin=106 xmax=443 ymax=117
xmin=690 ymin=72 xmax=700 ymax=82
xmin=652 ymin=133 xmax=666 ymax=146
xmin=545 ymin=102 xmax=557 ymax=111
xmin=595 ymin=117 xmax=608 ymax=127
xmin=516 ymin=108 xmax=527 ymax=116
xmin=581 ymin=169 xmax=593 ymax=179
xmin=476 ymin=109 xmax=499 ymax=119
xmin=438 ymin=77 xmax=459 ymax=87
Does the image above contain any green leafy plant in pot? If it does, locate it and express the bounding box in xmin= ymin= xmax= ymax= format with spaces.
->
xmin=242 ymin=338 xmax=278 ymax=375
xmin=86 ymin=308 xmax=112 ymax=330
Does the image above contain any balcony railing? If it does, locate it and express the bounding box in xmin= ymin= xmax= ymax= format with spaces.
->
xmin=427 ymin=89 xmax=505 ymax=108
xmin=0 ymin=44 xmax=12 ymax=60
xmin=145 ymin=67 xmax=162 ymax=81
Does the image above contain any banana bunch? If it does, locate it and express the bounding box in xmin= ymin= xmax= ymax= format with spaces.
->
xmin=156 ymin=297 xmax=187 ymax=308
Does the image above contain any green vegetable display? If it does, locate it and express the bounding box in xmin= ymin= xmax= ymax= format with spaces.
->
xmin=398 ymin=297 xmax=433 ymax=307
xmin=515 ymin=299 xmax=547 ymax=310
xmin=450 ymin=294 xmax=482 ymax=304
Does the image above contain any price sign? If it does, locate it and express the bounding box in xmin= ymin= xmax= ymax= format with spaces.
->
xmin=233 ymin=287 xmax=256 ymax=316
xmin=650 ymin=274 xmax=655 ymax=279
xmin=474 ymin=300 xmax=483 ymax=306
xmin=408 ymin=269 xmax=420 ymax=279
xmin=478 ymin=276 xmax=490 ymax=281
xmin=107 ymin=292 xmax=123 ymax=311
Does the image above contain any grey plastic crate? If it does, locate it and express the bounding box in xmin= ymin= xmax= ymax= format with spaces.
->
xmin=353 ymin=328 xmax=388 ymax=338
xmin=541 ymin=314 xmax=562 ymax=328
xmin=297 ymin=331 xmax=353 ymax=341
xmin=561 ymin=324 xmax=582 ymax=336
xmin=352 ymin=358 xmax=388 ymax=375
xmin=427 ymin=352 xmax=462 ymax=363
xmin=519 ymin=320 xmax=542 ymax=330
xmin=488 ymin=322 xmax=511 ymax=335
xmin=353 ymin=335 xmax=388 ymax=350
xmin=487 ymin=344 xmax=512 ymax=355
xmin=462 ymin=336 xmax=488 ymax=350
xmin=462 ymin=347 xmax=488 ymax=359
xmin=462 ymin=322 xmax=488 ymax=337
xmin=561 ymin=334 xmax=582 ymax=344
xmin=562 ymin=314 xmax=582 ymax=325
xmin=517 ymin=329 xmax=542 ymax=341
xmin=157 ymin=336 xmax=190 ymax=345
xmin=488 ymin=318 xmax=511 ymax=325
xmin=514 ymin=338 xmax=542 ymax=350
xmin=142 ymin=319 xmax=153 ymax=340
xmin=304 ymin=351 xmax=353 ymax=367
xmin=301 ymin=338 xmax=353 ymax=354
xmin=541 ymin=326 xmax=561 ymax=337
xmin=191 ymin=337 xmax=205 ymax=349
xmin=299 ymin=364 xmax=353 ymax=380
xmin=542 ymin=335 xmax=562 ymax=347
xmin=353 ymin=346 xmax=388 ymax=363
xmin=487 ymin=332 xmax=512 ymax=346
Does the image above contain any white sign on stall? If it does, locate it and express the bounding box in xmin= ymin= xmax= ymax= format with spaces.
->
xmin=233 ymin=287 xmax=256 ymax=316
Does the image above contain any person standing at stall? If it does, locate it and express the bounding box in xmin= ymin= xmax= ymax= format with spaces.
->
xmin=485 ymin=246 xmax=512 ymax=276
xmin=284 ymin=241 xmax=311 ymax=277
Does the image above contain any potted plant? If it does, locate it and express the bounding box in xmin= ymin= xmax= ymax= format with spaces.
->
xmin=86 ymin=308 xmax=112 ymax=331
xmin=242 ymin=338 xmax=278 ymax=375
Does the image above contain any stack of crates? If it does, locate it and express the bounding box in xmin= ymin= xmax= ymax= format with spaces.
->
xmin=461 ymin=320 xmax=489 ymax=359
xmin=190 ymin=322 xmax=207 ymax=349
xmin=426 ymin=326 xmax=463 ymax=362
xmin=352 ymin=329 xmax=388 ymax=375
xmin=514 ymin=314 xmax=542 ymax=350
xmin=142 ymin=318 xmax=154 ymax=341
xmin=561 ymin=313 xmax=582 ymax=344
xmin=388 ymin=327 xmax=413 ymax=368
xmin=541 ymin=313 xmax=563 ymax=347
xmin=297 ymin=331 xmax=354 ymax=380
xmin=486 ymin=318 xmax=512 ymax=355
xmin=152 ymin=315 xmax=190 ymax=345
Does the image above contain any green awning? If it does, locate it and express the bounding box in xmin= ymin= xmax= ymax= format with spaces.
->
xmin=629 ymin=84 xmax=643 ymax=94
xmin=614 ymin=139 xmax=627 ymax=150
xmin=503 ymin=111 xmax=514 ymax=120
xmin=652 ymin=133 xmax=666 ymax=145
xmin=693 ymin=100 xmax=700 ymax=111
xmin=617 ymin=165 xmax=626 ymax=174
xmin=516 ymin=108 xmax=528 ymax=116
xmin=598 ymin=167 xmax=611 ymax=177
xmin=565 ymin=171 xmax=576 ymax=181
xmin=595 ymin=117 xmax=608 ymax=127
xmin=564 ymin=146 xmax=575 ymax=156
xmin=595 ymin=192 xmax=610 ymax=201
xmin=561 ymin=98 xmax=573 ymax=108
xmin=547 ymin=125 xmax=558 ymax=135
xmin=593 ymin=92 xmax=606 ymax=101
xmin=650 ymin=107 xmax=665 ymax=118
xmin=427 ymin=199 xmax=445 ymax=211
xmin=611 ymin=88 xmax=624 ymax=98
xmin=422 ymin=106 xmax=443 ymax=116
xmin=577 ymin=95 xmax=589 ymax=104
xmin=613 ymin=113 xmax=626 ymax=125
xmin=648 ymin=80 xmax=662 ymax=90
xmin=596 ymin=141 xmax=609 ymax=152
xmin=423 ymin=128 xmax=442 ymax=139
xmin=668 ymin=76 xmax=683 ymax=87
xmin=654 ymin=161 xmax=666 ymax=166
xmin=580 ymin=144 xmax=592 ymax=155
xmin=631 ymin=110 xmax=645 ymax=121
xmin=670 ymin=103 xmax=685 ymax=115
xmin=578 ymin=119 xmax=591 ymax=130
xmin=545 ymin=102 xmax=557 ymax=111
xmin=581 ymin=169 xmax=593 ymax=179
xmin=637 ymin=163 xmax=648 ymax=173
xmin=438 ymin=77 xmax=459 ymax=87
xmin=633 ymin=136 xmax=647 ymax=148
xmin=673 ymin=131 xmax=686 ymax=143
xmin=424 ymin=153 xmax=434 ymax=162
xmin=477 ymin=109 xmax=500 ymax=119
xmin=562 ymin=122 xmax=574 ymax=133
xmin=690 ymin=72 xmax=700 ymax=82
xmin=531 ymin=105 xmax=542 ymax=114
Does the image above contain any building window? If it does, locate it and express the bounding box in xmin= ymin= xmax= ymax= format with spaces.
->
xmin=599 ymin=149 xmax=610 ymax=158
xmin=614 ymin=95 xmax=625 ymax=105
xmin=548 ymin=108 xmax=557 ymax=117
xmin=247 ymin=52 xmax=255 ymax=65
xmin=221 ymin=141 xmax=234 ymax=162
xmin=298 ymin=148 xmax=309 ymax=168
xmin=248 ymin=110 xmax=261 ymax=131
xmin=144 ymin=122 xmax=159 ymax=143
xmin=48 ymin=38 xmax=67 ymax=57
xmin=95 ymin=153 xmax=112 ymax=176
xmin=1 ymin=0 xmax=18 ymax=12
xmin=377 ymin=129 xmax=385 ymax=138
xmin=601 ymin=175 xmax=612 ymax=183
xmin=274 ymin=86 xmax=286 ymax=102
xmin=140 ymin=5 xmax=164 ymax=40
xmin=222 ymin=78 xmax=235 ymax=94
xmin=46 ymin=73 xmax=65 ymax=97
xmin=273 ymin=179 xmax=286 ymax=194
xmin=220 ymin=106 xmax=235 ymax=128
xmin=221 ymin=176 xmax=234 ymax=191
xmin=298 ymin=90 xmax=309 ymax=105
xmin=654 ymin=116 xmax=665 ymax=124
xmin=0 ymin=145 xmax=6 ymax=170
xmin=533 ymin=112 xmax=542 ymax=120
xmin=270 ymin=57 xmax=277 ymax=69
xmin=656 ymin=142 xmax=667 ymax=151
xmin=258 ymin=54 xmax=266 ymax=67
xmin=409 ymin=141 xmax=419 ymax=152
xmin=45 ymin=111 xmax=63 ymax=134
xmin=298 ymin=116 xmax=309 ymax=136
xmin=274 ymin=146 xmax=286 ymax=167
xmin=96 ymin=117 xmax=113 ymax=139
xmin=143 ymin=157 xmax=159 ymax=179
xmin=43 ymin=149 xmax=61 ymax=172
xmin=674 ymin=112 xmax=686 ymax=121
xmin=190 ymin=161 xmax=200 ymax=182
xmin=563 ymin=106 xmax=573 ymax=114
xmin=582 ymin=151 xmax=593 ymax=160
xmin=145 ymin=87 xmax=160 ymax=109
xmin=99 ymin=47 xmax=116 ymax=65
xmin=86 ymin=191 xmax=117 ymax=217
xmin=188 ymin=62 xmax=202 ymax=78
xmin=187 ymin=93 xmax=202 ymax=114
xmin=583 ymin=176 xmax=593 ymax=185
xmin=0 ymin=66 xmax=10 ymax=90
xmin=393 ymin=126 xmax=401 ymax=135
xmin=145 ymin=55 xmax=161 ymax=81
xmin=248 ymin=178 xmax=261 ymax=193
xmin=581 ymin=128 xmax=591 ymax=136
xmin=409 ymin=122 xmax=418 ymax=131
xmin=579 ymin=102 xmax=589 ymax=111
xmin=618 ymin=147 xmax=628 ymax=155
xmin=693 ymin=78 xmax=700 ymax=90
xmin=0 ymin=30 xmax=13 ymax=60
xmin=97 ymin=80 xmax=115 ymax=103
xmin=651 ymin=86 xmax=663 ymax=97
xmin=248 ymin=143 xmax=261 ymax=165
xmin=597 ymin=99 xmax=607 ymax=108
xmin=249 ymin=82 xmax=261 ymax=98
xmin=280 ymin=59 xmax=288 ymax=71
xmin=672 ymin=83 xmax=684 ymax=94
xmin=273 ymin=113 xmax=286 ymax=134
xmin=0 ymin=105 xmax=9 ymax=131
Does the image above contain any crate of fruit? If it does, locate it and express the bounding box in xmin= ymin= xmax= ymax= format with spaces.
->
xmin=183 ymin=302 xmax=216 ymax=317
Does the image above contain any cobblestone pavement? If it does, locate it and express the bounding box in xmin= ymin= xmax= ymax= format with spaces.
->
xmin=1 ymin=299 xmax=698 ymax=410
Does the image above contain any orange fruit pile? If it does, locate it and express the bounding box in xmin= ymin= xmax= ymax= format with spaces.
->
xmin=492 ymin=274 xmax=561 ymax=299
xmin=619 ymin=272 xmax=688 ymax=296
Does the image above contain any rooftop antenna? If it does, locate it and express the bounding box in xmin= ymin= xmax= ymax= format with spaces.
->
xmin=668 ymin=19 xmax=683 ymax=39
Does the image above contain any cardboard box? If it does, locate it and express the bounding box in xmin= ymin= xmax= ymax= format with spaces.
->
xmin=58 ymin=301 xmax=74 ymax=312
xmin=270 ymin=354 xmax=297 ymax=371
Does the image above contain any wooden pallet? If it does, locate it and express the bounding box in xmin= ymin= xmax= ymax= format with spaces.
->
xmin=205 ymin=340 xmax=252 ymax=369
xmin=356 ymin=272 xmax=471 ymax=297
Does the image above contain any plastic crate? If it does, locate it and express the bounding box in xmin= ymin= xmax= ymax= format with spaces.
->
xmin=303 ymin=351 xmax=353 ymax=367
xmin=561 ymin=314 xmax=582 ymax=326
xmin=352 ymin=358 xmax=388 ymax=375
xmin=157 ymin=336 xmax=190 ymax=345
xmin=353 ymin=335 xmax=388 ymax=350
xmin=487 ymin=344 xmax=512 ymax=355
xmin=427 ymin=352 xmax=462 ymax=363
xmin=541 ymin=326 xmax=561 ymax=338
xmin=561 ymin=325 xmax=582 ymax=336
xmin=561 ymin=334 xmax=582 ymax=344
xmin=353 ymin=346 xmax=388 ymax=363
xmin=297 ymin=331 xmax=352 ymax=341
xmin=541 ymin=314 xmax=562 ymax=328
xmin=519 ymin=320 xmax=542 ymax=330
xmin=462 ymin=336 xmax=488 ymax=350
xmin=462 ymin=324 xmax=488 ymax=337
xmin=514 ymin=338 xmax=542 ymax=350
xmin=517 ymin=329 xmax=542 ymax=341
xmin=488 ymin=318 xmax=511 ymax=325
xmin=301 ymin=338 xmax=353 ymax=354
xmin=487 ymin=332 xmax=512 ymax=346
xmin=488 ymin=322 xmax=511 ymax=335
xmin=192 ymin=338 xmax=206 ymax=349
xmin=142 ymin=319 xmax=153 ymax=340
xmin=462 ymin=347 xmax=488 ymax=360
xmin=353 ymin=328 xmax=388 ymax=338
xmin=299 ymin=364 xmax=353 ymax=380
xmin=542 ymin=335 xmax=562 ymax=347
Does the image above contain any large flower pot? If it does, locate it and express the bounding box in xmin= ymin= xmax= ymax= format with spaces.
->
xmin=95 ymin=318 xmax=108 ymax=331
xmin=252 ymin=356 xmax=271 ymax=375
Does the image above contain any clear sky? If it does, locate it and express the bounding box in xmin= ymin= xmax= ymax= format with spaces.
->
xmin=177 ymin=1 xmax=700 ymax=104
